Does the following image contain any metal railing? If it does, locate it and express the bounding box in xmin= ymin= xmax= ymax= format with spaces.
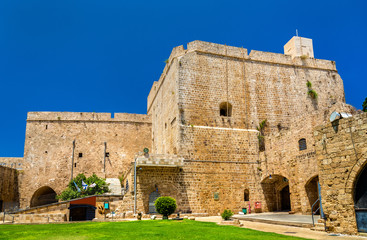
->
xmin=311 ymin=198 xmax=320 ymax=226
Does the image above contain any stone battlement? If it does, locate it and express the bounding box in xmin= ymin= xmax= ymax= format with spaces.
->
xmin=27 ymin=112 xmax=151 ymax=123
xmin=0 ymin=157 xmax=23 ymax=170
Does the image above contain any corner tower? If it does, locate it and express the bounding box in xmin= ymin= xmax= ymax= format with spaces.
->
xmin=284 ymin=36 xmax=314 ymax=58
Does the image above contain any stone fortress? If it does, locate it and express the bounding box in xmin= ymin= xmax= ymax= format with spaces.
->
xmin=1 ymin=36 xmax=366 ymax=235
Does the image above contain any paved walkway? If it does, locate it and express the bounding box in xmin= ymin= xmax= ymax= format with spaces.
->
xmin=195 ymin=215 xmax=367 ymax=240
xmin=233 ymin=212 xmax=315 ymax=228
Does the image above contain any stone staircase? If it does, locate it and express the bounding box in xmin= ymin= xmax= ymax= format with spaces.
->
xmin=311 ymin=218 xmax=326 ymax=232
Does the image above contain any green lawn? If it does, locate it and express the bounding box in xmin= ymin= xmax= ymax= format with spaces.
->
xmin=0 ymin=220 xmax=309 ymax=240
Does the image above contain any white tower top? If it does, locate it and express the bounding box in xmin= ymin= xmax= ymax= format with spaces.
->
xmin=284 ymin=36 xmax=314 ymax=58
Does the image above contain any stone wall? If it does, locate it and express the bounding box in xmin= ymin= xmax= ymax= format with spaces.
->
xmin=143 ymin=40 xmax=347 ymax=215
xmin=19 ymin=112 xmax=151 ymax=208
xmin=256 ymin=102 xmax=355 ymax=214
xmin=315 ymin=111 xmax=367 ymax=234
xmin=0 ymin=166 xmax=19 ymax=212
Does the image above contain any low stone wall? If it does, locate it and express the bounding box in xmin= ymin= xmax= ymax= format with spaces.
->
xmin=16 ymin=214 xmax=66 ymax=223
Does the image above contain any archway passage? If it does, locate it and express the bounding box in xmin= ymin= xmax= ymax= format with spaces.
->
xmin=305 ymin=176 xmax=319 ymax=214
xmin=30 ymin=186 xmax=58 ymax=207
xmin=355 ymin=163 xmax=367 ymax=232
xmin=261 ymin=175 xmax=291 ymax=212
xmin=149 ymin=191 xmax=160 ymax=213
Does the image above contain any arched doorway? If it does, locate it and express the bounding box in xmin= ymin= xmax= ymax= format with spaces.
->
xmin=30 ymin=186 xmax=58 ymax=207
xmin=149 ymin=191 xmax=160 ymax=213
xmin=261 ymin=174 xmax=291 ymax=212
xmin=305 ymin=175 xmax=319 ymax=214
xmin=355 ymin=163 xmax=367 ymax=232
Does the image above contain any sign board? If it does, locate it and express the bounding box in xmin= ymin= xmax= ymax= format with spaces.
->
xmin=104 ymin=202 xmax=109 ymax=210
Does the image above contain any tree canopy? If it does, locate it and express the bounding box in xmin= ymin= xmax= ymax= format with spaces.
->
xmin=363 ymin=97 xmax=367 ymax=112
xmin=57 ymin=173 xmax=109 ymax=201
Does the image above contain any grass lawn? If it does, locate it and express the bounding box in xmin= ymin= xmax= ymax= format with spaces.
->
xmin=0 ymin=220 xmax=309 ymax=240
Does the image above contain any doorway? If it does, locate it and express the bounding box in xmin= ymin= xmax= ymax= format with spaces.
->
xmin=149 ymin=191 xmax=160 ymax=213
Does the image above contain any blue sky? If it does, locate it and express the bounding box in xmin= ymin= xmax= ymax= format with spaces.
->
xmin=0 ymin=0 xmax=366 ymax=157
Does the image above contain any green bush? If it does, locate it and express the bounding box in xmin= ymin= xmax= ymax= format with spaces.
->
xmin=221 ymin=209 xmax=233 ymax=220
xmin=154 ymin=196 xmax=177 ymax=219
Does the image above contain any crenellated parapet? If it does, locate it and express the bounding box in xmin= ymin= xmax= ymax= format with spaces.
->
xmin=27 ymin=112 xmax=151 ymax=124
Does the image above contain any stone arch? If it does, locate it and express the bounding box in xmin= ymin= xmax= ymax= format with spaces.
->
xmin=305 ymin=175 xmax=319 ymax=214
xmin=345 ymin=153 xmax=367 ymax=194
xmin=261 ymin=174 xmax=290 ymax=212
xmin=30 ymin=186 xmax=58 ymax=207
xmin=343 ymin=154 xmax=367 ymax=233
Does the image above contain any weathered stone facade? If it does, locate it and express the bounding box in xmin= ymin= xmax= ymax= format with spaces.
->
xmin=19 ymin=112 xmax=151 ymax=208
xmin=314 ymin=112 xmax=367 ymax=234
xmin=142 ymin=38 xmax=347 ymax=215
xmin=1 ymin=36 xmax=365 ymax=234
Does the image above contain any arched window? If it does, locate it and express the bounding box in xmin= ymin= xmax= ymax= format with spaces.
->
xmin=299 ymin=138 xmax=307 ymax=151
xmin=244 ymin=189 xmax=250 ymax=201
xmin=219 ymin=102 xmax=232 ymax=117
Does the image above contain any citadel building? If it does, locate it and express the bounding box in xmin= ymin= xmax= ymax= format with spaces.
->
xmin=1 ymin=36 xmax=366 ymax=234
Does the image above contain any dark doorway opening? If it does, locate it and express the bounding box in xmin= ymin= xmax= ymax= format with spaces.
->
xmin=355 ymin=163 xmax=367 ymax=232
xmin=280 ymin=185 xmax=291 ymax=211
xmin=69 ymin=204 xmax=96 ymax=221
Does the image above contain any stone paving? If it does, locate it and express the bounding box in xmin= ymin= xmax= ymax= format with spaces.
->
xmin=195 ymin=215 xmax=367 ymax=240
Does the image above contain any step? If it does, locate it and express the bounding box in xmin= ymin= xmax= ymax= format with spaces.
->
xmin=317 ymin=218 xmax=325 ymax=224
xmin=311 ymin=225 xmax=326 ymax=232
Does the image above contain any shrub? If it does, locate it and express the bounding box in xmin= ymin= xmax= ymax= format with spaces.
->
xmin=308 ymin=89 xmax=318 ymax=99
xmin=221 ymin=209 xmax=233 ymax=220
xmin=154 ymin=196 xmax=177 ymax=219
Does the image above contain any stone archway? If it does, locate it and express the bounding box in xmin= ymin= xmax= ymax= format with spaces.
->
xmin=344 ymin=154 xmax=367 ymax=233
xmin=30 ymin=186 xmax=58 ymax=207
xmin=354 ymin=162 xmax=367 ymax=232
xmin=261 ymin=174 xmax=290 ymax=212
xmin=305 ymin=175 xmax=319 ymax=214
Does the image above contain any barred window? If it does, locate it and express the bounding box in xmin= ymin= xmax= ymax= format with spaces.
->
xmin=299 ymin=138 xmax=307 ymax=151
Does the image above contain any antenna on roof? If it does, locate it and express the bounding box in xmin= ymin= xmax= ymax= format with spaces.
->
xmin=296 ymin=29 xmax=299 ymax=37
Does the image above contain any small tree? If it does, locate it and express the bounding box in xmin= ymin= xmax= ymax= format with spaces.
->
xmin=363 ymin=97 xmax=367 ymax=112
xmin=154 ymin=196 xmax=177 ymax=219
xmin=57 ymin=173 xmax=109 ymax=201
xmin=221 ymin=209 xmax=233 ymax=220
